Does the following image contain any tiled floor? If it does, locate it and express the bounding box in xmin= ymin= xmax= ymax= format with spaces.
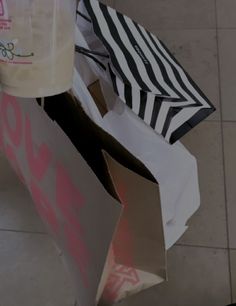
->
xmin=0 ymin=0 xmax=236 ymax=305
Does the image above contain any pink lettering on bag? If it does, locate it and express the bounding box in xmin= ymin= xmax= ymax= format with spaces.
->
xmin=56 ymin=163 xmax=89 ymax=287
xmin=102 ymin=184 xmax=140 ymax=302
xmin=0 ymin=125 xmax=3 ymax=150
xmin=25 ymin=115 xmax=52 ymax=181
xmin=0 ymin=0 xmax=5 ymax=16
xmin=56 ymin=163 xmax=85 ymax=230
xmin=1 ymin=94 xmax=22 ymax=147
xmin=65 ymin=225 xmax=89 ymax=288
xmin=103 ymin=265 xmax=139 ymax=302
xmin=5 ymin=143 xmax=25 ymax=184
xmin=112 ymin=184 xmax=133 ymax=266
xmin=30 ymin=180 xmax=59 ymax=234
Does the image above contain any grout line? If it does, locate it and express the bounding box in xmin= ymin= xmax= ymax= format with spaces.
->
xmin=151 ymin=27 xmax=236 ymax=32
xmin=218 ymin=27 xmax=236 ymax=30
xmin=176 ymin=243 xmax=228 ymax=251
xmin=221 ymin=120 xmax=236 ymax=123
xmin=0 ymin=228 xmax=48 ymax=235
xmin=204 ymin=120 xmax=236 ymax=123
xmin=143 ymin=27 xmax=235 ymax=32
xmin=204 ymin=119 xmax=221 ymax=123
xmin=215 ymin=0 xmax=234 ymax=302
xmin=151 ymin=27 xmax=217 ymax=32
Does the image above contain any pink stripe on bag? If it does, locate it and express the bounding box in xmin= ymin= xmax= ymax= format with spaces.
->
xmin=30 ymin=180 xmax=59 ymax=234
xmin=1 ymin=94 xmax=23 ymax=147
xmin=103 ymin=184 xmax=140 ymax=302
xmin=0 ymin=94 xmax=92 ymax=290
xmin=25 ymin=115 xmax=52 ymax=181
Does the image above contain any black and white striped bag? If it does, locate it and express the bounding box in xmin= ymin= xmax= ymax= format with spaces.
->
xmin=76 ymin=0 xmax=215 ymax=144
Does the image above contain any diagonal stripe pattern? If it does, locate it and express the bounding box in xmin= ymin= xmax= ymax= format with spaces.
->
xmin=77 ymin=0 xmax=215 ymax=144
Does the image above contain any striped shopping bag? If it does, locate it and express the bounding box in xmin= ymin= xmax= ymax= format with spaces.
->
xmin=76 ymin=0 xmax=215 ymax=144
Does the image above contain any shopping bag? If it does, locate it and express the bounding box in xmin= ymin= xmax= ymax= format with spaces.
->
xmin=0 ymin=0 xmax=76 ymax=97
xmin=0 ymin=91 xmax=166 ymax=306
xmin=74 ymin=29 xmax=201 ymax=250
xmin=76 ymin=0 xmax=215 ymax=144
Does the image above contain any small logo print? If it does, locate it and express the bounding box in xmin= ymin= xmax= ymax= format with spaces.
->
xmin=0 ymin=0 xmax=4 ymax=16
xmin=0 ymin=0 xmax=7 ymax=18
xmin=0 ymin=40 xmax=34 ymax=64
xmin=134 ymin=45 xmax=150 ymax=65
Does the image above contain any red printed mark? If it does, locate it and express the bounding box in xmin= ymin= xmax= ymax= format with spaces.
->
xmin=25 ymin=115 xmax=51 ymax=181
xmin=0 ymin=0 xmax=11 ymax=30
xmin=1 ymin=94 xmax=22 ymax=147
xmin=112 ymin=184 xmax=134 ymax=267
xmin=56 ymin=164 xmax=84 ymax=229
xmin=103 ymin=265 xmax=140 ymax=302
xmin=0 ymin=94 xmax=25 ymax=182
xmin=56 ymin=163 xmax=89 ymax=288
xmin=30 ymin=181 xmax=59 ymax=234
xmin=5 ymin=144 xmax=25 ymax=184
xmin=0 ymin=0 xmax=5 ymax=17
xmin=102 ymin=184 xmax=140 ymax=302
xmin=65 ymin=225 xmax=90 ymax=288
xmin=0 ymin=96 xmax=91 ymax=289
xmin=0 ymin=123 xmax=3 ymax=150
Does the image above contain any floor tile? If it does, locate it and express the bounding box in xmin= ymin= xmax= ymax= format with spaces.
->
xmin=114 ymin=0 xmax=216 ymax=30
xmin=179 ymin=122 xmax=227 ymax=247
xmin=230 ymin=250 xmax=236 ymax=302
xmin=0 ymin=231 xmax=75 ymax=306
xmin=155 ymin=29 xmax=220 ymax=120
xmin=117 ymin=246 xmax=231 ymax=306
xmin=218 ymin=30 xmax=236 ymax=121
xmin=216 ymin=0 xmax=236 ymax=28
xmin=0 ymin=154 xmax=46 ymax=233
xmin=223 ymin=123 xmax=236 ymax=248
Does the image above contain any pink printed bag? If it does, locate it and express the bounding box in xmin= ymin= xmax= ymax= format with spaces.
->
xmin=0 ymin=90 xmax=166 ymax=306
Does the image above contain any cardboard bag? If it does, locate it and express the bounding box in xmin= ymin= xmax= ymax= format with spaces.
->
xmin=0 ymin=92 xmax=166 ymax=306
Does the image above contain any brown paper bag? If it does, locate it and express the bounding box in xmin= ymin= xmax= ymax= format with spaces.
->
xmin=0 ymin=91 xmax=166 ymax=306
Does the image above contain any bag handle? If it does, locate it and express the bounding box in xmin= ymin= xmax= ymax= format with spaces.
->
xmin=75 ymin=45 xmax=107 ymax=71
xmin=76 ymin=10 xmax=92 ymax=23
xmin=73 ymin=25 xmax=107 ymax=126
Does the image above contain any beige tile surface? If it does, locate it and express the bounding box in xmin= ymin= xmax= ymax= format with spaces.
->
xmin=0 ymin=154 xmax=46 ymax=233
xmin=155 ymin=29 xmax=220 ymax=120
xmin=223 ymin=123 xmax=236 ymax=249
xmin=114 ymin=0 xmax=216 ymax=30
xmin=179 ymin=122 xmax=227 ymax=247
xmin=118 ymin=246 xmax=231 ymax=306
xmin=218 ymin=30 xmax=236 ymax=121
xmin=217 ymin=0 xmax=236 ymax=28
xmin=230 ymin=250 xmax=236 ymax=302
xmin=0 ymin=231 xmax=75 ymax=306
